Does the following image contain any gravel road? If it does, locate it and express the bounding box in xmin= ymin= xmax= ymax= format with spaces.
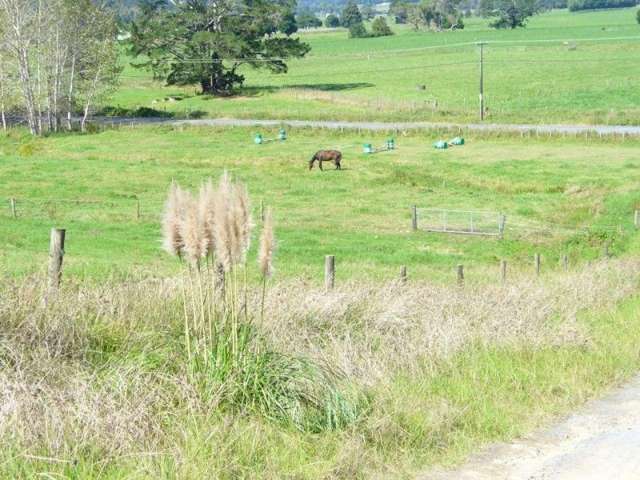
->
xmin=421 ymin=375 xmax=640 ymax=480
xmin=101 ymin=117 xmax=640 ymax=136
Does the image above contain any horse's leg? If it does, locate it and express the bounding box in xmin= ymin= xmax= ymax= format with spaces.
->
xmin=319 ymin=159 xmax=323 ymax=171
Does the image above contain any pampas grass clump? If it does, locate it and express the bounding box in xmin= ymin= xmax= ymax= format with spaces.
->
xmin=160 ymin=173 xmax=357 ymax=431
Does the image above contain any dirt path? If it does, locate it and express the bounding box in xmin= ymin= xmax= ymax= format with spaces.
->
xmin=420 ymin=375 xmax=640 ymax=480
xmin=100 ymin=117 xmax=640 ymax=136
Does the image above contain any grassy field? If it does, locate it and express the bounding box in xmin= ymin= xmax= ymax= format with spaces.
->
xmin=109 ymin=8 xmax=640 ymax=125
xmin=4 ymin=9 xmax=640 ymax=477
xmin=1 ymin=125 xmax=640 ymax=281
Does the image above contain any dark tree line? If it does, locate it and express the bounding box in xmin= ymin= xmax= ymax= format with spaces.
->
xmin=568 ymin=0 xmax=636 ymax=10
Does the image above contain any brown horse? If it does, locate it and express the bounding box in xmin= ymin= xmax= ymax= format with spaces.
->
xmin=309 ymin=150 xmax=342 ymax=171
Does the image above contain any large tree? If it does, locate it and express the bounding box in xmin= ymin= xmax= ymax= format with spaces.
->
xmin=340 ymin=1 xmax=362 ymax=27
xmin=130 ymin=0 xmax=310 ymax=96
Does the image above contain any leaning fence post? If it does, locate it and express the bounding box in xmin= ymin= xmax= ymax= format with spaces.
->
xmin=325 ymin=255 xmax=335 ymax=291
xmin=457 ymin=264 xmax=464 ymax=287
xmin=635 ymin=210 xmax=639 ymax=229
xmin=260 ymin=199 xmax=265 ymax=223
xmin=136 ymin=198 xmax=141 ymax=220
xmin=534 ymin=253 xmax=541 ymax=276
xmin=48 ymin=228 xmax=66 ymax=293
xmin=500 ymin=259 xmax=507 ymax=284
xmin=411 ymin=205 xmax=418 ymax=231
xmin=562 ymin=254 xmax=569 ymax=271
xmin=10 ymin=197 xmax=16 ymax=218
xmin=603 ymin=242 xmax=610 ymax=259
xmin=400 ymin=265 xmax=407 ymax=284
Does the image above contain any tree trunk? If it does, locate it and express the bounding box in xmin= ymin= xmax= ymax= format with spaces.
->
xmin=35 ymin=0 xmax=43 ymax=134
xmin=81 ymin=65 xmax=102 ymax=132
xmin=0 ymin=67 xmax=6 ymax=132
xmin=1 ymin=101 xmax=6 ymax=132
xmin=17 ymin=48 xmax=39 ymax=135
xmin=67 ymin=54 xmax=75 ymax=131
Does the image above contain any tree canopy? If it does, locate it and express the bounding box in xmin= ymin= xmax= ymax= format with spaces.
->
xmin=324 ymin=13 xmax=340 ymax=27
xmin=130 ymin=0 xmax=310 ymax=96
xmin=0 ymin=0 xmax=120 ymax=135
xmin=297 ymin=9 xmax=322 ymax=28
xmin=479 ymin=0 xmax=540 ymax=28
xmin=340 ymin=1 xmax=362 ymax=27
xmin=407 ymin=0 xmax=465 ymax=31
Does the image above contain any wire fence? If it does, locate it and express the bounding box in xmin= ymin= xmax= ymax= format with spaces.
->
xmin=414 ymin=207 xmax=631 ymax=239
xmin=4 ymin=197 xmax=634 ymax=241
xmin=416 ymin=208 xmax=505 ymax=237
xmin=1 ymin=197 xmax=163 ymax=223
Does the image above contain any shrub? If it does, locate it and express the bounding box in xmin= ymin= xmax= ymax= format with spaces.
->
xmin=348 ymin=21 xmax=370 ymax=38
xmin=297 ymin=10 xmax=322 ymax=29
xmin=371 ymin=16 xmax=394 ymax=36
xmin=637 ymin=8 xmax=640 ymax=23
xmin=325 ymin=13 xmax=340 ymax=27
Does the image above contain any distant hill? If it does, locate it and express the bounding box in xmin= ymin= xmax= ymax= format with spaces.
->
xmin=104 ymin=0 xmax=139 ymax=21
xmin=299 ymin=0 xmax=385 ymax=13
xmin=103 ymin=0 xmax=394 ymax=19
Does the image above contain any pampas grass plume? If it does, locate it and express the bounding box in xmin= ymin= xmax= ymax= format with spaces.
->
xmin=162 ymin=180 xmax=186 ymax=257
xmin=213 ymin=172 xmax=233 ymax=271
xmin=198 ymin=179 xmax=216 ymax=257
xmin=179 ymin=191 xmax=207 ymax=266
xmin=258 ymin=208 xmax=275 ymax=279
xmin=233 ymin=182 xmax=253 ymax=263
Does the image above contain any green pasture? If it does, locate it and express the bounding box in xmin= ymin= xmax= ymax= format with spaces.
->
xmin=1 ymin=125 xmax=639 ymax=282
xmin=109 ymin=8 xmax=640 ymax=125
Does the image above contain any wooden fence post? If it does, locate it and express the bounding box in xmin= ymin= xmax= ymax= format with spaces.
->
xmin=635 ymin=210 xmax=639 ymax=229
xmin=48 ymin=228 xmax=66 ymax=293
xmin=562 ymin=254 xmax=569 ymax=271
xmin=10 ymin=197 xmax=16 ymax=218
xmin=500 ymin=259 xmax=507 ymax=284
xmin=534 ymin=253 xmax=541 ymax=276
xmin=325 ymin=255 xmax=335 ymax=291
xmin=260 ymin=199 xmax=265 ymax=223
xmin=136 ymin=199 xmax=141 ymax=220
xmin=499 ymin=215 xmax=506 ymax=239
xmin=457 ymin=264 xmax=464 ymax=286
xmin=411 ymin=205 xmax=418 ymax=231
xmin=603 ymin=242 xmax=610 ymax=259
xmin=400 ymin=265 xmax=407 ymax=284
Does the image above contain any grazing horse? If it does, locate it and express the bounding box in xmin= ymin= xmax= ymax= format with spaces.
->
xmin=309 ymin=150 xmax=342 ymax=171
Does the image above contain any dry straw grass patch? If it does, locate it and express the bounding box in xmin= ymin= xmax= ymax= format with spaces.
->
xmin=1 ymin=258 xmax=638 ymax=463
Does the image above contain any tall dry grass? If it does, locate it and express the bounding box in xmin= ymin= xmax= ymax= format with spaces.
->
xmin=260 ymin=260 xmax=640 ymax=385
xmin=1 ymin=258 xmax=639 ymax=466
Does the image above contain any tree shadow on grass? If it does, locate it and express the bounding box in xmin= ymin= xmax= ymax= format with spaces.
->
xmin=239 ymin=82 xmax=374 ymax=96
xmin=99 ymin=105 xmax=208 ymax=119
